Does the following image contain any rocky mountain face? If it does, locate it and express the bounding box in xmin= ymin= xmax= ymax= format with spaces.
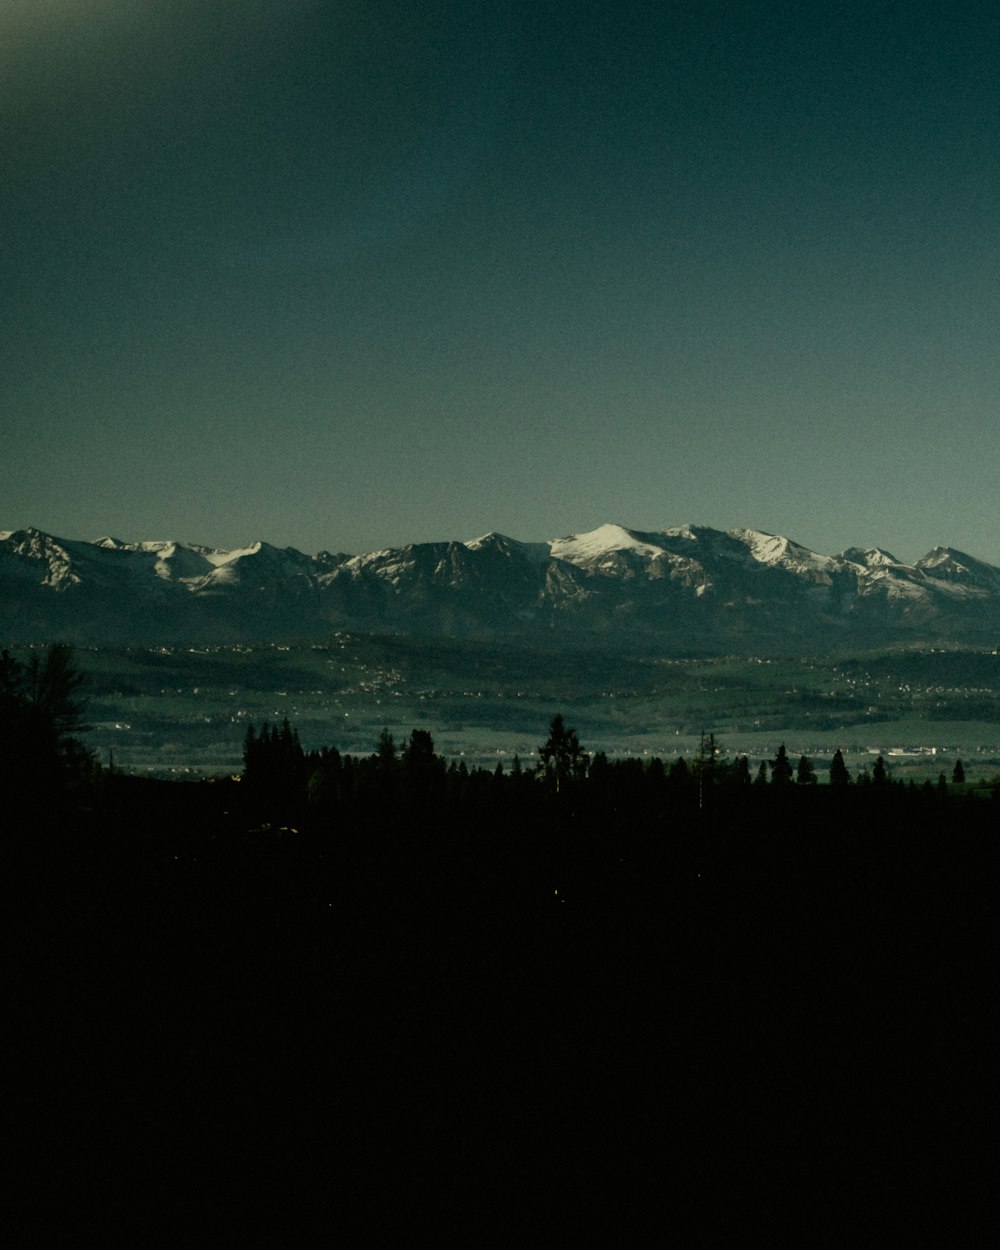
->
xmin=2 ymin=523 xmax=999 ymax=651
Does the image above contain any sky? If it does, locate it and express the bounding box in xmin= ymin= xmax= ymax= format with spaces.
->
xmin=3 ymin=0 xmax=999 ymax=564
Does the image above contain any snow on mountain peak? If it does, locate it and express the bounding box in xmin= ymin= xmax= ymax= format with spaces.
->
xmin=204 ymin=542 xmax=260 ymax=567
xmin=919 ymin=546 xmax=970 ymax=571
xmin=3 ymin=522 xmax=1000 ymax=645
xmin=916 ymin=547 xmax=1000 ymax=592
xmin=463 ymin=533 xmax=551 ymax=563
xmin=729 ymin=528 xmax=834 ymax=572
xmin=662 ymin=523 xmax=701 ymax=541
xmin=840 ymin=547 xmax=901 ymax=569
xmin=550 ymin=523 xmax=665 ymax=563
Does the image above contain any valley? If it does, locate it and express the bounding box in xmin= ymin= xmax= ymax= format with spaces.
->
xmin=23 ymin=634 xmax=999 ymax=783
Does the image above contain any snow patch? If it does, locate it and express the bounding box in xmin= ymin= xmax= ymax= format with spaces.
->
xmin=730 ymin=528 xmax=835 ymax=572
xmin=204 ymin=543 xmax=262 ymax=567
xmin=463 ymin=533 xmax=551 ymax=563
xmin=550 ymin=523 xmax=665 ymax=564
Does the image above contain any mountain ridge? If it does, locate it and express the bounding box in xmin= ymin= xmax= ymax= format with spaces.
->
xmin=2 ymin=523 xmax=999 ymax=650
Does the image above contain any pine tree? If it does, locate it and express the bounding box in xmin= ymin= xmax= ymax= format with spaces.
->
xmin=402 ymin=729 xmax=443 ymax=803
xmin=829 ymin=749 xmax=850 ymax=787
xmin=26 ymin=644 xmax=90 ymax=765
xmin=1 ymin=644 xmax=92 ymax=806
xmin=242 ymin=718 xmax=305 ymax=817
xmin=952 ymin=759 xmax=966 ymax=784
xmin=696 ymin=732 xmax=720 ymax=785
xmin=539 ymin=714 xmax=588 ymax=792
xmin=403 ymin=728 xmax=436 ymax=770
xmin=377 ymin=728 xmax=397 ymax=773
xmin=770 ymin=744 xmax=793 ymax=786
xmin=307 ymin=746 xmax=342 ymax=814
xmin=242 ymin=722 xmax=259 ymax=773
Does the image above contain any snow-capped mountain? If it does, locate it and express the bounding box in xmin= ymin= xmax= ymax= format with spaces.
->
xmin=2 ymin=523 xmax=998 ymax=649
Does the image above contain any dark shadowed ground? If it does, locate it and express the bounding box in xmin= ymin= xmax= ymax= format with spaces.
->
xmin=15 ymin=786 xmax=996 ymax=1242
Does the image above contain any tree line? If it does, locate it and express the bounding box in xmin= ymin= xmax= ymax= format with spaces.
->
xmin=2 ymin=644 xmax=992 ymax=833
xmin=240 ymin=712 xmax=993 ymax=834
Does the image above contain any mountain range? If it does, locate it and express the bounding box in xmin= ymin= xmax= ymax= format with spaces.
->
xmin=3 ymin=523 xmax=999 ymax=651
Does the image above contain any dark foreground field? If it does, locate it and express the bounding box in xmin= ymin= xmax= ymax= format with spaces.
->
xmin=15 ymin=786 xmax=997 ymax=1242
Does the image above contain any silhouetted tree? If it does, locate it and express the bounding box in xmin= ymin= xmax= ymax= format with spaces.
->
xmin=731 ymin=755 xmax=751 ymax=787
xmin=242 ymin=718 xmax=305 ymax=817
xmin=1 ymin=644 xmax=93 ymax=808
xmin=307 ymin=745 xmax=342 ymax=814
xmin=696 ymin=733 xmax=720 ymax=785
xmin=28 ymin=644 xmax=90 ymax=761
xmin=588 ymin=750 xmax=611 ymax=793
xmin=873 ymin=755 xmax=888 ymax=786
xmin=952 ymin=759 xmax=966 ymax=784
xmin=770 ymin=744 xmax=793 ymax=786
xmin=402 ymin=729 xmax=444 ymax=805
xmin=403 ymin=728 xmax=436 ymax=770
xmin=796 ymin=755 xmax=817 ymax=785
xmin=539 ymin=714 xmax=588 ymax=792
xmin=242 ymin=721 xmax=258 ymax=769
xmin=377 ymin=729 xmax=398 ymax=774
xmin=829 ymin=749 xmax=850 ymax=787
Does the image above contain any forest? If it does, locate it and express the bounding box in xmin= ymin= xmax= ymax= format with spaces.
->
xmin=6 ymin=642 xmax=997 ymax=833
xmin=9 ymin=644 xmax=996 ymax=1240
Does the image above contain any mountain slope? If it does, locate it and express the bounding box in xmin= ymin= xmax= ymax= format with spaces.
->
xmin=2 ymin=523 xmax=998 ymax=649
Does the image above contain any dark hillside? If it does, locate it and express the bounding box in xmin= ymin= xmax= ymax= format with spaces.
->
xmin=16 ymin=766 xmax=996 ymax=1238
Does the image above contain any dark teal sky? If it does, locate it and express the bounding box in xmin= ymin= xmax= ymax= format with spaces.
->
xmin=3 ymin=1 xmax=998 ymax=562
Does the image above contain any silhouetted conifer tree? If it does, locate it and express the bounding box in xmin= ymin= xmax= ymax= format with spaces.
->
xmin=242 ymin=718 xmax=305 ymax=818
xmin=1 ymin=644 xmax=93 ymax=810
xmin=307 ymin=745 xmax=342 ymax=815
xmin=696 ymin=733 xmax=720 ymax=785
xmin=539 ymin=714 xmax=588 ymax=792
xmin=402 ymin=729 xmax=444 ymax=806
xmin=829 ymin=749 xmax=850 ymax=787
xmin=770 ymin=744 xmax=793 ymax=786
xmin=377 ymin=729 xmax=398 ymax=774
